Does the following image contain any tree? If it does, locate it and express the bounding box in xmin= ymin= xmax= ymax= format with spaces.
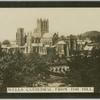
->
xmin=52 ymin=33 xmax=59 ymax=45
xmin=2 ymin=40 xmax=10 ymax=46
xmin=0 ymin=49 xmax=51 ymax=91
xmin=2 ymin=50 xmax=26 ymax=88
xmin=21 ymin=52 xmax=50 ymax=86
xmin=59 ymin=35 xmax=66 ymax=41
xmin=0 ymin=42 xmax=2 ymax=57
xmin=66 ymin=48 xmax=100 ymax=93
xmin=80 ymin=31 xmax=100 ymax=42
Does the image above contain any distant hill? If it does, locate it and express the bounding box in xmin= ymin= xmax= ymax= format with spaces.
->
xmin=79 ymin=31 xmax=100 ymax=42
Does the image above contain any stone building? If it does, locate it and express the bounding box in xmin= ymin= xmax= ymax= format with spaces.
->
xmin=40 ymin=33 xmax=53 ymax=46
xmin=25 ymin=32 xmax=47 ymax=55
xmin=16 ymin=28 xmax=25 ymax=46
xmin=56 ymin=40 xmax=70 ymax=57
xmin=25 ymin=32 xmax=32 ymax=53
xmin=34 ymin=18 xmax=49 ymax=37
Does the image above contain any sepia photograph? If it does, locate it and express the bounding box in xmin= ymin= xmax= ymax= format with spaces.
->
xmin=0 ymin=2 xmax=100 ymax=97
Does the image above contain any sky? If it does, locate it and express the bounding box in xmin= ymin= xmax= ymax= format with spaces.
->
xmin=0 ymin=8 xmax=100 ymax=41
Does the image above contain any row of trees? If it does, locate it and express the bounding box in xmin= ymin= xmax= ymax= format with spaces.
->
xmin=65 ymin=49 xmax=100 ymax=93
xmin=0 ymin=51 xmax=50 ymax=92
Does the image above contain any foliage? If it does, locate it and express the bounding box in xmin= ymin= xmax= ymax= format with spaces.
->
xmin=0 ymin=51 xmax=50 ymax=91
xmin=23 ymin=53 xmax=50 ymax=86
xmin=67 ymin=49 xmax=100 ymax=93
xmin=59 ymin=35 xmax=66 ymax=41
xmin=80 ymin=30 xmax=100 ymax=42
xmin=52 ymin=33 xmax=59 ymax=45
xmin=2 ymin=40 xmax=10 ymax=46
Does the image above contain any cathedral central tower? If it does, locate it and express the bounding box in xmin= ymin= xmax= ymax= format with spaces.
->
xmin=34 ymin=18 xmax=49 ymax=37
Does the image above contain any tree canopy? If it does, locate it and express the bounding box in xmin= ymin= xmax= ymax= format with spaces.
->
xmin=2 ymin=40 xmax=10 ymax=46
xmin=0 ymin=51 xmax=50 ymax=92
xmin=67 ymin=49 xmax=100 ymax=93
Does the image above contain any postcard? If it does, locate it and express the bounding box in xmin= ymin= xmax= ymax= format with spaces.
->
xmin=0 ymin=1 xmax=99 ymax=98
